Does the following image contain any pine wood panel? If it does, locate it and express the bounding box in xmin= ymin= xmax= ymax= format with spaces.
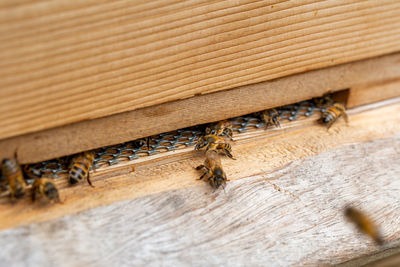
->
xmin=0 ymin=133 xmax=399 ymax=266
xmin=2 ymin=53 xmax=400 ymax=164
xmin=347 ymin=78 xmax=400 ymax=108
xmin=1 ymin=0 xmax=400 ymax=140
xmin=0 ymin=99 xmax=399 ymax=231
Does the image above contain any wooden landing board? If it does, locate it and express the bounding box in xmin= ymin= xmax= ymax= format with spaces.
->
xmin=0 ymin=131 xmax=399 ymax=265
xmin=0 ymin=99 xmax=399 ymax=233
xmin=1 ymin=0 xmax=400 ymax=140
xmin=2 ymin=53 xmax=400 ymax=164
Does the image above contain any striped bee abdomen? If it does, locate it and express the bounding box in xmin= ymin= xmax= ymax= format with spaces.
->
xmin=68 ymin=151 xmax=95 ymax=186
xmin=322 ymin=106 xmax=341 ymax=123
xmin=69 ymin=161 xmax=90 ymax=184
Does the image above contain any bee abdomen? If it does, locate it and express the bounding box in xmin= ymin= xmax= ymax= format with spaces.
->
xmin=69 ymin=162 xmax=89 ymax=184
xmin=323 ymin=107 xmax=340 ymax=123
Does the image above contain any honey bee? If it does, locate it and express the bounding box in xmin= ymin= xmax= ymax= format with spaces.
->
xmin=321 ymin=103 xmax=348 ymax=129
xmin=196 ymin=150 xmax=228 ymax=189
xmin=32 ymin=178 xmax=60 ymax=203
xmin=195 ymin=134 xmax=235 ymax=159
xmin=313 ymin=93 xmax=334 ymax=108
xmin=261 ymin=109 xmax=280 ymax=128
xmin=23 ymin=164 xmax=42 ymax=180
xmin=345 ymin=206 xmax=384 ymax=245
xmin=1 ymin=157 xmax=27 ymax=200
xmin=205 ymin=120 xmax=233 ymax=140
xmin=69 ymin=151 xmax=95 ymax=186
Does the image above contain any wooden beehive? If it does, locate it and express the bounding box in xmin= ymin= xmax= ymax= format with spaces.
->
xmin=0 ymin=1 xmax=400 ymax=265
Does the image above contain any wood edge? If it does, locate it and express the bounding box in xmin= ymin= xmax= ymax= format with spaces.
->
xmin=1 ymin=53 xmax=400 ymax=164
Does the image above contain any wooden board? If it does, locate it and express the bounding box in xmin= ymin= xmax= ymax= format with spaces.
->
xmin=1 ymin=0 xmax=400 ymax=140
xmin=347 ymin=78 xmax=400 ymax=108
xmin=0 ymin=126 xmax=399 ymax=265
xmin=0 ymin=98 xmax=399 ymax=232
xmin=2 ymin=53 xmax=400 ymax=164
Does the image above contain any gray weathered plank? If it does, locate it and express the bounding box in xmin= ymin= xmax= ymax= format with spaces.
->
xmin=0 ymin=135 xmax=399 ymax=266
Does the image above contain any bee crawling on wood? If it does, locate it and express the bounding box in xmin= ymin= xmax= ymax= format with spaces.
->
xmin=32 ymin=178 xmax=61 ymax=204
xmin=196 ymin=151 xmax=228 ymax=189
xmin=205 ymin=120 xmax=233 ymax=140
xmin=69 ymin=151 xmax=95 ymax=187
xmin=1 ymin=156 xmax=27 ymax=200
xmin=321 ymin=103 xmax=348 ymax=129
xmin=195 ymin=134 xmax=235 ymax=159
xmin=260 ymin=108 xmax=280 ymax=129
xmin=344 ymin=206 xmax=384 ymax=246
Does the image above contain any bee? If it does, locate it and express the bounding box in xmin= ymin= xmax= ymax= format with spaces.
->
xmin=313 ymin=93 xmax=334 ymax=108
xmin=32 ymin=178 xmax=61 ymax=203
xmin=261 ymin=108 xmax=280 ymax=128
xmin=205 ymin=120 xmax=233 ymax=140
xmin=195 ymin=134 xmax=235 ymax=159
xmin=321 ymin=103 xmax=348 ymax=129
xmin=196 ymin=150 xmax=228 ymax=189
xmin=23 ymin=164 xmax=42 ymax=180
xmin=69 ymin=151 xmax=95 ymax=186
xmin=1 ymin=157 xmax=26 ymax=200
xmin=345 ymin=206 xmax=384 ymax=245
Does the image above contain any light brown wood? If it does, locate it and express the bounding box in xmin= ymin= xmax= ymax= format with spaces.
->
xmin=0 ymin=128 xmax=399 ymax=266
xmin=347 ymin=78 xmax=400 ymax=108
xmin=1 ymin=0 xmax=400 ymax=140
xmin=2 ymin=53 xmax=400 ymax=164
xmin=0 ymin=99 xmax=399 ymax=232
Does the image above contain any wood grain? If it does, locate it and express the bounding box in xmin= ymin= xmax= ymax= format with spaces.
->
xmin=347 ymin=78 xmax=400 ymax=108
xmin=2 ymin=0 xmax=400 ymax=139
xmin=0 ymin=99 xmax=399 ymax=232
xmin=2 ymin=53 xmax=400 ymax=164
xmin=0 ymin=134 xmax=399 ymax=266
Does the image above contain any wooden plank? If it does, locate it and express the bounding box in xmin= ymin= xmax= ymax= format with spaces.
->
xmin=0 ymin=99 xmax=399 ymax=231
xmin=2 ymin=53 xmax=400 ymax=164
xmin=1 ymin=0 xmax=400 ymax=140
xmin=347 ymin=78 xmax=400 ymax=108
xmin=0 ymin=129 xmax=398 ymax=265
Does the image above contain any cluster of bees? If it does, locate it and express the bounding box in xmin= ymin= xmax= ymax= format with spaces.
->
xmin=0 ymin=94 xmax=383 ymax=245
xmin=193 ymin=94 xmax=349 ymax=189
xmin=0 ymin=151 xmax=96 ymax=204
xmin=193 ymin=96 xmax=385 ymax=246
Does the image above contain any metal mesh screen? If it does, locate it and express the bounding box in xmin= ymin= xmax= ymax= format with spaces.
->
xmin=22 ymin=99 xmax=325 ymax=182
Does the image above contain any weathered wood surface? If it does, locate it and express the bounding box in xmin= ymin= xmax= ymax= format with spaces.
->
xmin=3 ymin=53 xmax=400 ymax=164
xmin=1 ymin=0 xmax=400 ymax=140
xmin=0 ymin=99 xmax=399 ymax=233
xmin=0 ymin=134 xmax=399 ymax=266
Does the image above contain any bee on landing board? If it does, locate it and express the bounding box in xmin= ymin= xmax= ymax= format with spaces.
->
xmin=196 ymin=150 xmax=228 ymax=189
xmin=32 ymin=178 xmax=61 ymax=204
xmin=205 ymin=120 xmax=233 ymax=140
xmin=261 ymin=108 xmax=280 ymax=129
xmin=321 ymin=103 xmax=348 ymax=129
xmin=195 ymin=134 xmax=235 ymax=159
xmin=69 ymin=151 xmax=95 ymax=187
xmin=1 ymin=157 xmax=26 ymax=200
xmin=344 ymin=206 xmax=384 ymax=245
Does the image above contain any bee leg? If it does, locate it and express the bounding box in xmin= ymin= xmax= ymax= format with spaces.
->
xmin=195 ymin=164 xmax=205 ymax=170
xmin=31 ymin=190 xmax=36 ymax=202
xmin=86 ymin=173 xmax=95 ymax=188
xmin=224 ymin=150 xmax=236 ymax=160
xmin=198 ymin=172 xmax=208 ymax=180
xmin=342 ymin=111 xmax=349 ymax=123
xmin=146 ymin=137 xmax=151 ymax=150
